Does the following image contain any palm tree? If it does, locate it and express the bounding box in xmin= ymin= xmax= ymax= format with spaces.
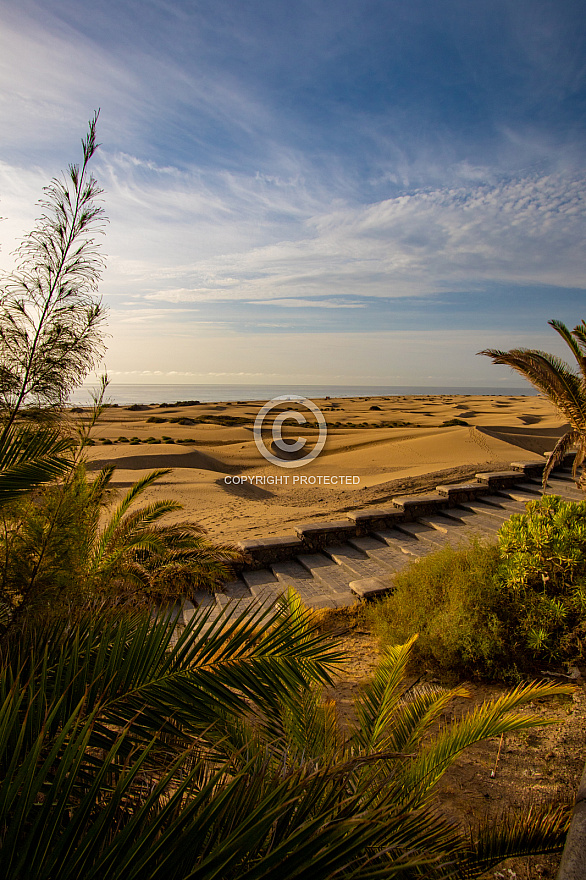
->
xmin=0 ymin=461 xmax=244 ymax=621
xmin=0 ymin=596 xmax=572 ymax=879
xmin=84 ymin=464 xmax=244 ymax=601
xmin=480 ymin=319 xmax=586 ymax=487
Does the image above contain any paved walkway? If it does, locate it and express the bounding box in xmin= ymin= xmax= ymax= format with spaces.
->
xmin=183 ymin=463 xmax=583 ymax=625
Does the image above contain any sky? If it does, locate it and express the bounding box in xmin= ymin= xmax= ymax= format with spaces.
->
xmin=0 ymin=0 xmax=585 ymax=387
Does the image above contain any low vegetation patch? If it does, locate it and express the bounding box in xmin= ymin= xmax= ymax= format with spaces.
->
xmin=366 ymin=539 xmax=506 ymax=678
xmin=366 ymin=496 xmax=586 ymax=679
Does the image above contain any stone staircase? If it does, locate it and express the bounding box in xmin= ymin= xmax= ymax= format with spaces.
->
xmin=182 ymin=458 xmax=584 ymax=626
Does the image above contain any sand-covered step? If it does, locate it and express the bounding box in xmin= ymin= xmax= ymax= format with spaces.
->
xmin=348 ymin=536 xmax=411 ymax=573
xmin=371 ymin=528 xmax=424 ymax=557
xmin=322 ymin=543 xmax=392 ymax=580
xmin=271 ymin=560 xmax=330 ymax=604
xmin=297 ymin=553 xmax=356 ymax=604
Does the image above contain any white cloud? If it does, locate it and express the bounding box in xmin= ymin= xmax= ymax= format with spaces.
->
xmin=247 ymin=298 xmax=365 ymax=309
xmin=125 ymin=169 xmax=586 ymax=307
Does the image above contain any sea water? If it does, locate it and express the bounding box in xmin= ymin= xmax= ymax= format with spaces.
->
xmin=68 ymin=383 xmax=537 ymax=406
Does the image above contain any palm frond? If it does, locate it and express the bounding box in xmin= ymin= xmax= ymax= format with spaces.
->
xmin=549 ymin=318 xmax=586 ymax=381
xmin=0 ymin=425 xmax=73 ymax=506
xmin=462 ymin=803 xmax=571 ymax=876
xmin=401 ymin=680 xmax=573 ymax=806
xmin=479 ymin=348 xmax=586 ymax=430
xmin=542 ymin=429 xmax=582 ymax=487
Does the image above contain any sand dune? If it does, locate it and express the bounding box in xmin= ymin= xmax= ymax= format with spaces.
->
xmin=83 ymin=393 xmax=568 ymax=542
xmin=477 ymin=424 xmax=566 ymax=456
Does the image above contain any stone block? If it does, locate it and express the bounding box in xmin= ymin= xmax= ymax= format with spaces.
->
xmin=237 ymin=535 xmax=304 ymax=568
xmin=346 ymin=507 xmax=405 ymax=535
xmin=436 ymin=482 xmax=485 ymax=504
xmin=475 ymin=470 xmax=522 ymax=490
xmin=349 ymin=577 xmax=390 ymax=599
xmin=391 ymin=493 xmax=446 ymax=519
xmin=295 ymin=520 xmax=358 ymax=549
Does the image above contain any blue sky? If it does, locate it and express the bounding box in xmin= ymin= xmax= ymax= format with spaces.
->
xmin=1 ymin=0 xmax=585 ymax=385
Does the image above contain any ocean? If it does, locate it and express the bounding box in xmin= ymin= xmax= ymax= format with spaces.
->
xmin=68 ymin=383 xmax=538 ymax=406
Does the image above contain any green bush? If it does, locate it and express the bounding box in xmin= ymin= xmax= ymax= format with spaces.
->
xmin=367 ymin=496 xmax=586 ymax=678
xmin=365 ymin=539 xmax=506 ymax=678
xmin=498 ymin=495 xmax=586 ymax=662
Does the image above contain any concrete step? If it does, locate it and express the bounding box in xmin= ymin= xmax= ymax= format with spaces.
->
xmin=471 ymin=493 xmax=518 ymax=509
xmin=348 ymin=535 xmax=410 ymax=573
xmin=542 ymin=477 xmax=584 ymax=501
xmin=481 ymin=496 xmax=531 ymax=514
xmin=514 ymin=480 xmax=546 ymax=493
xmin=440 ymin=506 xmax=502 ymax=534
xmin=417 ymin=513 xmax=471 ymax=534
xmin=395 ymin=521 xmax=452 ymax=549
xmin=544 ymin=469 xmax=575 ymax=482
xmin=419 ymin=512 xmax=498 ymax=541
xmin=271 ymin=559 xmax=329 ymax=604
xmin=297 ymin=553 xmax=357 ymax=607
xmin=240 ymin=568 xmax=284 ymax=604
xmin=220 ymin=578 xmax=252 ymax=601
xmin=349 ymin=576 xmax=390 ymax=599
xmin=323 ymin=543 xmax=392 ymax=580
xmin=498 ymin=487 xmax=543 ymax=504
xmin=459 ymin=499 xmax=513 ymax=523
xmin=371 ymin=528 xmax=424 ymax=557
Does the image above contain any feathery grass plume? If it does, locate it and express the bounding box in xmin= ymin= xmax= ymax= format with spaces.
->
xmin=0 ymin=113 xmax=107 ymax=442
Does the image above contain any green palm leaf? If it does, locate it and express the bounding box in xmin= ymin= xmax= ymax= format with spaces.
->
xmin=480 ymin=320 xmax=586 ymax=489
xmin=0 ymin=426 xmax=72 ymax=506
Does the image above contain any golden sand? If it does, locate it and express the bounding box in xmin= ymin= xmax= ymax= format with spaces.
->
xmin=84 ymin=393 xmax=565 ymax=542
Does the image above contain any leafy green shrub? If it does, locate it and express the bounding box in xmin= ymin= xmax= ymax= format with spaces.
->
xmin=442 ymin=418 xmax=469 ymax=426
xmin=146 ymin=416 xmax=167 ymax=423
xmin=368 ymin=497 xmax=586 ymax=678
xmin=498 ymin=495 xmax=586 ymax=662
xmin=365 ymin=540 xmax=506 ymax=678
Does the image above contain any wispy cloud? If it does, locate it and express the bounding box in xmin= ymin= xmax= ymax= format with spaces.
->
xmin=133 ymin=170 xmax=586 ymax=307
